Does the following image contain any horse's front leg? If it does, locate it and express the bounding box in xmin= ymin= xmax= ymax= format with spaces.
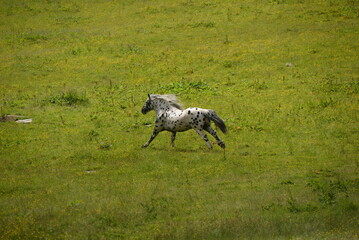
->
xmin=171 ymin=132 xmax=176 ymax=148
xmin=142 ymin=130 xmax=159 ymax=148
xmin=195 ymin=129 xmax=212 ymax=150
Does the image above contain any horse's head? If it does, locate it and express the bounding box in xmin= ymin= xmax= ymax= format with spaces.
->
xmin=141 ymin=94 xmax=153 ymax=114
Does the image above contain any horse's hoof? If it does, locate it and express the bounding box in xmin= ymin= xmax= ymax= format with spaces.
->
xmin=219 ymin=142 xmax=226 ymax=149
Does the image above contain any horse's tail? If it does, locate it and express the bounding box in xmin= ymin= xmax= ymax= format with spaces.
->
xmin=205 ymin=110 xmax=227 ymax=134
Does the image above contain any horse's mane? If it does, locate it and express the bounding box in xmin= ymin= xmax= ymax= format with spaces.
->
xmin=155 ymin=94 xmax=183 ymax=110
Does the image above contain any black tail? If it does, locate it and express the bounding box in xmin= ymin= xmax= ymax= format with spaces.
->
xmin=205 ymin=110 xmax=227 ymax=134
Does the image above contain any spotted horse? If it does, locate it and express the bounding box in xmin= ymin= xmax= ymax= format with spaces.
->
xmin=141 ymin=94 xmax=227 ymax=149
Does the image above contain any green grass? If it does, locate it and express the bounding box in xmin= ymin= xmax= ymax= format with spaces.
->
xmin=1 ymin=0 xmax=358 ymax=239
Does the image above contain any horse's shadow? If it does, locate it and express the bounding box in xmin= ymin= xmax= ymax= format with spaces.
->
xmin=144 ymin=146 xmax=224 ymax=153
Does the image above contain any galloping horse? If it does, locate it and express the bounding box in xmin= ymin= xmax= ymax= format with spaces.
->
xmin=141 ymin=94 xmax=227 ymax=149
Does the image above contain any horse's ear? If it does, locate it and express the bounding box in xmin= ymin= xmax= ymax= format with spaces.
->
xmin=148 ymin=94 xmax=151 ymax=101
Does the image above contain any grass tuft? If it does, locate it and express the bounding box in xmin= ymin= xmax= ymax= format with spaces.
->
xmin=49 ymin=90 xmax=89 ymax=106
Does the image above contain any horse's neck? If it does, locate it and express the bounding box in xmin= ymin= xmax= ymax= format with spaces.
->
xmin=153 ymin=100 xmax=176 ymax=116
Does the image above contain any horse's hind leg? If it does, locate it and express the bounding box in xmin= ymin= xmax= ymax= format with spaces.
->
xmin=205 ymin=126 xmax=226 ymax=149
xmin=195 ymin=129 xmax=212 ymax=149
xmin=171 ymin=132 xmax=176 ymax=148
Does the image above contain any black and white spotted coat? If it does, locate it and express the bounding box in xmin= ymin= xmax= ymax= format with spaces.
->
xmin=141 ymin=94 xmax=227 ymax=149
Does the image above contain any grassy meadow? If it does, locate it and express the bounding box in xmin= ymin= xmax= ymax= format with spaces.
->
xmin=1 ymin=0 xmax=358 ymax=239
